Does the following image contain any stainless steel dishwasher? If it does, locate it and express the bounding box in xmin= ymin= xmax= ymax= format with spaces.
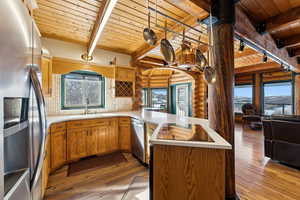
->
xmin=131 ymin=118 xmax=146 ymax=163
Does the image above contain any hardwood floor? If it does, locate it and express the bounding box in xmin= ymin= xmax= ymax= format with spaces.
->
xmin=44 ymin=153 xmax=148 ymax=200
xmin=45 ymin=125 xmax=300 ymax=200
xmin=235 ymin=124 xmax=300 ymax=200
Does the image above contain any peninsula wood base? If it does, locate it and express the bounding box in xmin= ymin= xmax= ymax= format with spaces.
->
xmin=151 ymin=145 xmax=226 ymax=200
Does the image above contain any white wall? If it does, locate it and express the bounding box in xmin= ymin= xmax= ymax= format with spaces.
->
xmin=41 ymin=38 xmax=132 ymax=67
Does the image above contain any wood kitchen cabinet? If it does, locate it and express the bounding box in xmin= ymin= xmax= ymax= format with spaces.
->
xmin=106 ymin=119 xmax=119 ymax=152
xmin=41 ymin=56 xmax=52 ymax=96
xmin=66 ymin=118 xmax=119 ymax=161
xmin=49 ymin=118 xmax=128 ymax=172
xmin=115 ymin=66 xmax=135 ymax=82
xmin=88 ymin=126 xmax=107 ymax=155
xmin=42 ymin=136 xmax=50 ymax=198
xmin=119 ymin=117 xmax=131 ymax=151
xmin=67 ymin=128 xmax=88 ymax=161
xmin=50 ymin=123 xmax=67 ymax=171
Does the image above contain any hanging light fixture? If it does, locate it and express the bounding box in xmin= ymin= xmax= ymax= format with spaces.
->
xmin=239 ymin=40 xmax=245 ymax=52
xmin=81 ymin=53 xmax=93 ymax=62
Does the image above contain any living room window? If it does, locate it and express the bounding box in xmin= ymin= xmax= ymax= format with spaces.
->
xmin=151 ymin=88 xmax=168 ymax=111
xmin=61 ymin=71 xmax=105 ymax=110
xmin=234 ymin=84 xmax=253 ymax=113
xmin=263 ymin=81 xmax=293 ymax=115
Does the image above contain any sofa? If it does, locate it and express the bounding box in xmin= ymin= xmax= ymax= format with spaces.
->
xmin=262 ymin=115 xmax=300 ymax=168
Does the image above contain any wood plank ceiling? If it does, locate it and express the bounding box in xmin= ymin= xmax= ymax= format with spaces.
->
xmin=34 ymin=0 xmax=101 ymax=44
xmin=238 ymin=0 xmax=300 ymax=63
xmin=33 ymin=0 xmax=299 ymax=73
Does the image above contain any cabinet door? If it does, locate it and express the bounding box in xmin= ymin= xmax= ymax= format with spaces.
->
xmin=106 ymin=119 xmax=119 ymax=152
xmin=89 ymin=126 xmax=108 ymax=155
xmin=42 ymin=136 xmax=50 ymax=197
xmin=119 ymin=125 xmax=131 ymax=151
xmin=50 ymin=131 xmax=66 ymax=170
xmin=86 ymin=128 xmax=97 ymax=156
xmin=67 ymin=128 xmax=88 ymax=161
xmin=41 ymin=57 xmax=52 ymax=96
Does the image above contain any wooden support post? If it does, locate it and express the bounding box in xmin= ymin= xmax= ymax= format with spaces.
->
xmin=208 ymin=0 xmax=238 ymax=199
xmin=131 ymin=61 xmax=143 ymax=110
xmin=294 ymin=73 xmax=300 ymax=115
xmin=254 ymin=73 xmax=262 ymax=114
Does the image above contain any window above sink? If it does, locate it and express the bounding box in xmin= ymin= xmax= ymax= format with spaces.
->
xmin=61 ymin=71 xmax=105 ymax=110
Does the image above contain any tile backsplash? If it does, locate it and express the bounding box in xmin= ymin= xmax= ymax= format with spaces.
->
xmin=45 ymin=74 xmax=133 ymax=116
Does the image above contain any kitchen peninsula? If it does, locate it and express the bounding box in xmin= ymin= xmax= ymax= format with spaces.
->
xmin=46 ymin=110 xmax=231 ymax=200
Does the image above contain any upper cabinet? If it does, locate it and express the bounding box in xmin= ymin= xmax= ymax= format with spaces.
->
xmin=41 ymin=56 xmax=52 ymax=96
xmin=115 ymin=66 xmax=135 ymax=82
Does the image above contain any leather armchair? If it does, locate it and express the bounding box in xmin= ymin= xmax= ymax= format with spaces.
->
xmin=241 ymin=103 xmax=261 ymax=129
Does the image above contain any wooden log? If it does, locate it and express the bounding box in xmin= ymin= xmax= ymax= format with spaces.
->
xmin=254 ymin=73 xmax=262 ymax=114
xmin=263 ymin=7 xmax=300 ymax=34
xmin=208 ymin=0 xmax=237 ymax=199
xmin=294 ymin=73 xmax=300 ymax=115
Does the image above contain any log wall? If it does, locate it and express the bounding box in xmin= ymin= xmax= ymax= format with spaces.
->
xmin=138 ymin=67 xmax=207 ymax=118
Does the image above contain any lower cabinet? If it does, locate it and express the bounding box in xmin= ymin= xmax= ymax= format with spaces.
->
xmin=42 ymin=136 xmax=50 ymax=198
xmin=89 ymin=126 xmax=107 ymax=155
xmin=106 ymin=119 xmax=119 ymax=152
xmin=119 ymin=122 xmax=131 ymax=152
xmin=67 ymin=118 xmax=119 ymax=161
xmin=50 ymin=130 xmax=67 ymax=170
xmin=67 ymin=128 xmax=88 ymax=161
xmin=49 ymin=117 xmax=131 ymax=174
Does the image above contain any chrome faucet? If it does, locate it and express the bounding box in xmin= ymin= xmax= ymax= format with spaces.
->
xmin=84 ymin=98 xmax=90 ymax=115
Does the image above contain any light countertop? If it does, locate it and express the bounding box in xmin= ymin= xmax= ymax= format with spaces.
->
xmin=47 ymin=110 xmax=231 ymax=150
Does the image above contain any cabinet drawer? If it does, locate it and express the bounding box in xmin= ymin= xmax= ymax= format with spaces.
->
xmin=90 ymin=119 xmax=110 ymax=127
xmin=119 ymin=117 xmax=131 ymax=126
xmin=67 ymin=118 xmax=112 ymax=129
xmin=51 ymin=122 xmax=66 ymax=132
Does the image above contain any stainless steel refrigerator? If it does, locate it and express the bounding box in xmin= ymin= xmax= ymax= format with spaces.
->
xmin=0 ymin=0 xmax=47 ymax=200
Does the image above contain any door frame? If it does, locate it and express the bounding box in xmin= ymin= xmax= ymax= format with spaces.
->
xmin=170 ymin=83 xmax=192 ymax=116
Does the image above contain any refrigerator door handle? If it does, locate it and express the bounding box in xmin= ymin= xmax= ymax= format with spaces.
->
xmin=29 ymin=68 xmax=47 ymax=190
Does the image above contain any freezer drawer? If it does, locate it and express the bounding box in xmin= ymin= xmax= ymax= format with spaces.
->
xmin=4 ymin=169 xmax=30 ymax=200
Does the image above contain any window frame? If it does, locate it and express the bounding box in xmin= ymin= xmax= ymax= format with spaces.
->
xmin=142 ymin=88 xmax=149 ymax=107
xmin=170 ymin=83 xmax=192 ymax=117
xmin=61 ymin=71 xmax=105 ymax=110
xmin=234 ymin=83 xmax=254 ymax=114
xmin=262 ymin=80 xmax=294 ymax=115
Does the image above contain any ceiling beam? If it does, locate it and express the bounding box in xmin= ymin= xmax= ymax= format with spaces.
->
xmin=167 ymin=0 xmax=209 ymax=16
xmin=234 ymin=48 xmax=258 ymax=59
xmin=88 ymin=0 xmax=109 ymax=55
xmin=294 ymin=48 xmax=300 ymax=57
xmin=282 ymin=34 xmax=300 ymax=48
xmin=235 ymin=62 xmax=281 ymax=74
xmin=258 ymin=6 xmax=300 ymax=34
xmin=88 ymin=0 xmax=118 ymax=56
xmin=189 ymin=0 xmax=210 ymax=12
xmin=140 ymin=56 xmax=167 ymax=66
